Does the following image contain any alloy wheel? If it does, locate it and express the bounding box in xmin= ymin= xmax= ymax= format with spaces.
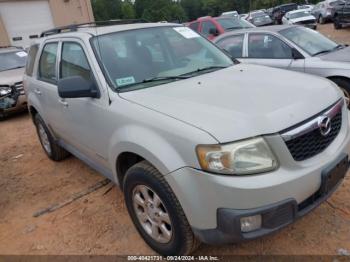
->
xmin=132 ymin=185 xmax=173 ymax=244
xmin=38 ymin=123 xmax=51 ymax=155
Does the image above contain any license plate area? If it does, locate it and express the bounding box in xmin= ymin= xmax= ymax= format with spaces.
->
xmin=320 ymin=154 xmax=348 ymax=195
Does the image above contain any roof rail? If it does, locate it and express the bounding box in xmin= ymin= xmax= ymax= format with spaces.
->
xmin=40 ymin=19 xmax=149 ymax=38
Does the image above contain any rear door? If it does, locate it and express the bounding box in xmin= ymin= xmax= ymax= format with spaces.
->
xmin=245 ymin=32 xmax=304 ymax=72
xmin=35 ymin=41 xmax=66 ymax=134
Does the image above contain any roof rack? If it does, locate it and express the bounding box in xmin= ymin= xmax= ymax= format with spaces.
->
xmin=40 ymin=19 xmax=149 ymax=38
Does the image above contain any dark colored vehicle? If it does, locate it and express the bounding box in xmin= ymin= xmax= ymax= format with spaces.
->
xmin=187 ymin=16 xmax=254 ymax=41
xmin=246 ymin=10 xmax=274 ymax=26
xmin=272 ymin=3 xmax=298 ymax=24
xmin=333 ymin=0 xmax=350 ymax=29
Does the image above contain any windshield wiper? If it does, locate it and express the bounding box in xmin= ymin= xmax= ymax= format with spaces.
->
xmin=1 ymin=66 xmax=25 ymax=72
xmin=312 ymin=49 xmax=333 ymax=56
xmin=181 ymin=66 xmax=228 ymax=76
xmin=142 ymin=75 xmax=189 ymax=83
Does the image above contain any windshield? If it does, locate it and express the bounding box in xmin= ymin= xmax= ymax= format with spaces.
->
xmin=289 ymin=11 xmax=311 ymax=19
xmin=216 ymin=18 xmax=254 ymax=30
xmin=280 ymin=26 xmax=338 ymax=56
xmin=92 ymin=26 xmax=233 ymax=92
xmin=0 ymin=51 xmax=27 ymax=72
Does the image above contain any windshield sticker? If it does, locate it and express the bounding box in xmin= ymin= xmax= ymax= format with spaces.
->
xmin=116 ymin=76 xmax=135 ymax=87
xmin=16 ymin=51 xmax=27 ymax=57
xmin=173 ymin=27 xmax=200 ymax=39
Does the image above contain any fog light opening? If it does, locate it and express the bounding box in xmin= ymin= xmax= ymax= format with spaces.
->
xmin=240 ymin=215 xmax=262 ymax=233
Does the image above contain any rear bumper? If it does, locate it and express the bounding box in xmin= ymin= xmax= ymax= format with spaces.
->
xmin=193 ymin=155 xmax=347 ymax=244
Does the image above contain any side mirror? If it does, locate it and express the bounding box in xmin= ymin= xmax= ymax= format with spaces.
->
xmin=209 ymin=28 xmax=219 ymax=36
xmin=292 ymin=48 xmax=304 ymax=60
xmin=58 ymin=76 xmax=99 ymax=99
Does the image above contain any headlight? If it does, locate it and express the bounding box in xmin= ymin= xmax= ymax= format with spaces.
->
xmin=0 ymin=86 xmax=11 ymax=97
xmin=196 ymin=137 xmax=278 ymax=175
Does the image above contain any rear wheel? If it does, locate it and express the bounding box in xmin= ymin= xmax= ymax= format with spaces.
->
xmin=34 ymin=114 xmax=70 ymax=161
xmin=331 ymin=78 xmax=350 ymax=109
xmin=123 ymin=161 xmax=200 ymax=255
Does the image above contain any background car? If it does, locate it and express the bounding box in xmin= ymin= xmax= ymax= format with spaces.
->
xmin=333 ymin=0 xmax=350 ymax=29
xmin=298 ymin=4 xmax=315 ymax=12
xmin=0 ymin=47 xmax=27 ymax=119
xmin=246 ymin=10 xmax=274 ymax=26
xmin=188 ymin=16 xmax=254 ymax=40
xmin=271 ymin=3 xmax=298 ymax=24
xmin=311 ymin=0 xmax=343 ymax=24
xmin=282 ymin=9 xmax=317 ymax=29
xmin=214 ymin=25 xmax=350 ymax=108
xmin=221 ymin=10 xmax=239 ymax=18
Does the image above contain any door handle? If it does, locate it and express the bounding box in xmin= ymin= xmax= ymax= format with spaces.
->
xmin=58 ymin=99 xmax=69 ymax=108
xmin=34 ymin=88 xmax=42 ymax=95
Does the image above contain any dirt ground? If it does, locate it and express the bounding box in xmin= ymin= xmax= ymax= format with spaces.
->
xmin=1 ymin=23 xmax=350 ymax=256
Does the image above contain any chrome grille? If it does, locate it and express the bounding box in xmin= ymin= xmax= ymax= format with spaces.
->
xmin=281 ymin=99 xmax=344 ymax=161
xmin=14 ymin=81 xmax=25 ymax=95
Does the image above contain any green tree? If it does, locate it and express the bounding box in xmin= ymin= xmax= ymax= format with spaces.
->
xmin=121 ymin=0 xmax=136 ymax=19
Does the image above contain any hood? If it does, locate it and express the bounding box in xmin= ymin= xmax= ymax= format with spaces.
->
xmin=290 ymin=15 xmax=316 ymax=23
xmin=0 ymin=68 xmax=25 ymax=86
xmin=120 ymin=64 xmax=341 ymax=143
xmin=320 ymin=46 xmax=350 ymax=63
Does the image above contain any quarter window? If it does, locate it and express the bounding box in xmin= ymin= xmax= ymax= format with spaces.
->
xmin=60 ymin=42 xmax=92 ymax=81
xmin=248 ymin=33 xmax=292 ymax=59
xmin=216 ymin=35 xmax=244 ymax=58
xmin=39 ymin=43 xmax=58 ymax=83
xmin=26 ymin=44 xmax=39 ymax=76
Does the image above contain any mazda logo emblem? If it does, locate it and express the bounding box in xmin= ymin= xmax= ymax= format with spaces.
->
xmin=318 ymin=116 xmax=332 ymax=136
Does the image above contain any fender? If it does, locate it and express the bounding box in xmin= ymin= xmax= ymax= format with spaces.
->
xmin=109 ymin=125 xmax=189 ymax=181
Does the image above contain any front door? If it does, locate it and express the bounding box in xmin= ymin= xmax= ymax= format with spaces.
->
xmin=243 ymin=33 xmax=305 ymax=72
xmin=56 ymin=40 xmax=112 ymax=175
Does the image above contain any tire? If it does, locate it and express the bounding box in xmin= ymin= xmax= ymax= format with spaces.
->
xmin=123 ymin=161 xmax=200 ymax=256
xmin=334 ymin=16 xmax=342 ymax=30
xmin=331 ymin=78 xmax=350 ymax=109
xmin=319 ymin=15 xmax=325 ymax=24
xmin=34 ymin=114 xmax=70 ymax=161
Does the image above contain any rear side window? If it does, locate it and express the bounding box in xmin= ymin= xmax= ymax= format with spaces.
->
xmin=25 ymin=44 xmax=39 ymax=76
xmin=60 ymin=42 xmax=92 ymax=81
xmin=189 ymin=22 xmax=199 ymax=32
xmin=39 ymin=43 xmax=58 ymax=83
xmin=248 ymin=33 xmax=292 ymax=59
xmin=216 ymin=35 xmax=244 ymax=58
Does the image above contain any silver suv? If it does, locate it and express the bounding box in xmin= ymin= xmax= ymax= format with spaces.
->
xmin=0 ymin=47 xmax=27 ymax=119
xmin=24 ymin=21 xmax=350 ymax=255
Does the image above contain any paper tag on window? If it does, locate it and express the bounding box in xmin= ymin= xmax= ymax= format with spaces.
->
xmin=116 ymin=76 xmax=135 ymax=87
xmin=16 ymin=51 xmax=27 ymax=57
xmin=173 ymin=27 xmax=200 ymax=39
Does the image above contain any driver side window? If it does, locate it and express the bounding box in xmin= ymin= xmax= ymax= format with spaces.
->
xmin=248 ymin=33 xmax=292 ymax=59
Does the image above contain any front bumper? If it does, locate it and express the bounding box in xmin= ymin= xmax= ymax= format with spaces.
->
xmin=193 ymin=154 xmax=348 ymax=244
xmin=0 ymin=94 xmax=27 ymax=115
xmin=165 ymin=108 xmax=350 ymax=244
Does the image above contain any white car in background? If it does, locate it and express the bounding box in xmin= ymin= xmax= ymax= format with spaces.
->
xmin=298 ymin=4 xmax=315 ymax=12
xmin=282 ymin=9 xmax=317 ymax=29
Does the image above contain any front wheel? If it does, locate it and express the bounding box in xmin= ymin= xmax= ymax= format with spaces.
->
xmin=331 ymin=78 xmax=350 ymax=109
xmin=334 ymin=16 xmax=342 ymax=29
xmin=123 ymin=161 xmax=200 ymax=255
